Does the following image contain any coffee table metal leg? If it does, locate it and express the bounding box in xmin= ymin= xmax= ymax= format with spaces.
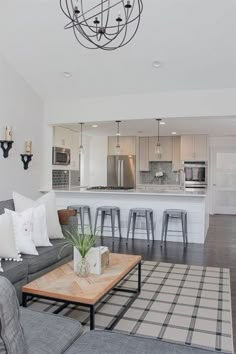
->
xmin=90 ymin=305 xmax=95 ymax=330
xmin=138 ymin=261 xmax=141 ymax=293
xmin=22 ymin=293 xmax=27 ymax=308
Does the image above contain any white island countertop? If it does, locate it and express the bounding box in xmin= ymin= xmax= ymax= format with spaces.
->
xmin=43 ymin=186 xmax=207 ymax=197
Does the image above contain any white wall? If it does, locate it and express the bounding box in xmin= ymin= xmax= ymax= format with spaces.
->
xmin=45 ymin=88 xmax=236 ymax=124
xmin=0 ymin=55 xmax=44 ymax=200
xmin=88 ymin=136 xmax=107 ymax=187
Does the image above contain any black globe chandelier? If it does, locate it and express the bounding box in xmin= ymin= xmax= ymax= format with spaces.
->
xmin=59 ymin=0 xmax=143 ymax=50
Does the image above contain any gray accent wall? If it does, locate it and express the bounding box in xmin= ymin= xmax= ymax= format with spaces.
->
xmin=139 ymin=162 xmax=179 ymax=185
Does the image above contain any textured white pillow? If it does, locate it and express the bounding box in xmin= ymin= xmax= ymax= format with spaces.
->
xmin=33 ymin=205 xmax=52 ymax=247
xmin=13 ymin=191 xmax=64 ymax=239
xmin=0 ymin=212 xmax=22 ymax=261
xmin=5 ymin=209 xmax=38 ymax=256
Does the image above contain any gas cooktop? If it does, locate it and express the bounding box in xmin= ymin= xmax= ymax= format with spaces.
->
xmin=87 ymin=186 xmax=133 ymax=191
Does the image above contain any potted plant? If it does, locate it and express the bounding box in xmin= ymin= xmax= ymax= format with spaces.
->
xmin=62 ymin=229 xmax=96 ymax=277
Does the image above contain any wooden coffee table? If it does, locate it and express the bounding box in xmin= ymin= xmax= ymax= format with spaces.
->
xmin=22 ymin=253 xmax=142 ymax=330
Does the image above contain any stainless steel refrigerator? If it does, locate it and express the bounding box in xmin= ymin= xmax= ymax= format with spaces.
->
xmin=107 ymin=155 xmax=136 ymax=188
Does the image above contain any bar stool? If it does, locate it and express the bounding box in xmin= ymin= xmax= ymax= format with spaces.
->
xmin=94 ymin=206 xmax=122 ymax=242
xmin=67 ymin=205 xmax=92 ymax=234
xmin=161 ymin=209 xmax=188 ymax=247
xmin=126 ymin=208 xmax=154 ymax=246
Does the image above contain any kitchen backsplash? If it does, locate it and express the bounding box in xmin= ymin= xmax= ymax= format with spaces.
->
xmin=52 ymin=170 xmax=69 ymax=188
xmin=139 ymin=162 xmax=179 ymax=185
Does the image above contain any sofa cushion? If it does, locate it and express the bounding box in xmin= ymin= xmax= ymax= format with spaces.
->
xmin=0 ymin=260 xmax=28 ymax=284
xmin=65 ymin=331 xmax=222 ymax=354
xmin=0 ymin=199 xmax=14 ymax=215
xmin=22 ymin=239 xmax=72 ymax=275
xmin=0 ymin=277 xmax=26 ymax=354
xmin=20 ymin=308 xmax=83 ymax=354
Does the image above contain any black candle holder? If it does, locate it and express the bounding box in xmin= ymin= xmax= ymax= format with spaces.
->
xmin=20 ymin=154 xmax=33 ymax=170
xmin=0 ymin=140 xmax=14 ymax=158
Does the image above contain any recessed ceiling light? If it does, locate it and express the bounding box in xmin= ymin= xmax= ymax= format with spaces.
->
xmin=63 ymin=72 xmax=72 ymax=78
xmin=152 ymin=61 xmax=161 ymax=68
xmin=171 ymin=132 xmax=177 ymax=135
xmin=160 ymin=121 xmax=166 ymax=125
xmin=92 ymin=124 xmax=98 ymax=128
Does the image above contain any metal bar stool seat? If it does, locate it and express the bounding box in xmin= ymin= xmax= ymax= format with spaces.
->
xmin=94 ymin=206 xmax=122 ymax=242
xmin=126 ymin=208 xmax=154 ymax=246
xmin=161 ymin=209 xmax=188 ymax=247
xmin=67 ymin=205 xmax=92 ymax=234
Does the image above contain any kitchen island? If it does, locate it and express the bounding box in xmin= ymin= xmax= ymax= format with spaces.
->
xmin=49 ymin=187 xmax=209 ymax=244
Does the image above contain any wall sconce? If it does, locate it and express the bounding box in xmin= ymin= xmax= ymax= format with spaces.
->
xmin=21 ymin=141 xmax=33 ymax=170
xmin=0 ymin=126 xmax=14 ymax=158
xmin=20 ymin=154 xmax=33 ymax=170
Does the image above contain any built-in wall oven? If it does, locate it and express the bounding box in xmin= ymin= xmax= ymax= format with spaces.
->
xmin=184 ymin=161 xmax=207 ymax=189
xmin=52 ymin=147 xmax=71 ymax=165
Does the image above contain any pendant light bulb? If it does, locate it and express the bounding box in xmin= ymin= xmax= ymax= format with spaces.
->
xmin=115 ymin=120 xmax=122 ymax=155
xmin=79 ymin=145 xmax=84 ymax=155
xmin=79 ymin=122 xmax=84 ymax=155
xmin=116 ymin=144 xmax=121 ymax=155
xmin=155 ymin=142 xmax=162 ymax=158
xmin=155 ymin=118 xmax=162 ymax=158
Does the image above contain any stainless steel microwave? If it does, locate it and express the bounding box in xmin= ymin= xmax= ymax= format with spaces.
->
xmin=52 ymin=147 xmax=70 ymax=165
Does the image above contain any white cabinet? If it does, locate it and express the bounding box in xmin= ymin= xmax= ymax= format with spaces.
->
xmin=53 ymin=127 xmax=80 ymax=170
xmin=181 ymin=135 xmax=208 ymax=161
xmin=148 ymin=137 xmax=172 ymax=161
xmin=108 ymin=136 xmax=136 ymax=155
xmin=180 ymin=135 xmax=195 ymax=161
xmin=54 ymin=126 xmax=71 ymax=148
xmin=172 ymin=136 xmax=181 ymax=171
xmin=139 ymin=137 xmax=149 ymax=171
xmin=194 ymin=135 xmax=208 ymax=161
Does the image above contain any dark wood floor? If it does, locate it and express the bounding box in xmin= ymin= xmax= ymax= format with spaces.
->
xmin=98 ymin=215 xmax=236 ymax=349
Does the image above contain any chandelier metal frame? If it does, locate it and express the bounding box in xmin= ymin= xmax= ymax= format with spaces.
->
xmin=59 ymin=0 xmax=143 ymax=50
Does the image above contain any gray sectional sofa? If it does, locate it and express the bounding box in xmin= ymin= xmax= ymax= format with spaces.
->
xmin=0 ymin=199 xmax=73 ymax=303
xmin=0 ymin=276 xmax=225 ymax=354
xmin=0 ymin=199 xmax=228 ymax=354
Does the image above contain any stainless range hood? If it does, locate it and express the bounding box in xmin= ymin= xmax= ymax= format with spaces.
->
xmin=107 ymin=155 xmax=136 ymax=189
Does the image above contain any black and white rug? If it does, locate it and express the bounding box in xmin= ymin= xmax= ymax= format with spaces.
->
xmin=28 ymin=261 xmax=234 ymax=353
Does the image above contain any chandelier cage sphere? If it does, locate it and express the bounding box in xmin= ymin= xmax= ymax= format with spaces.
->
xmin=59 ymin=0 xmax=143 ymax=50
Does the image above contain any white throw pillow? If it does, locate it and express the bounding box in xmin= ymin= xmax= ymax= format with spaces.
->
xmin=13 ymin=191 xmax=64 ymax=239
xmin=33 ymin=205 xmax=52 ymax=247
xmin=5 ymin=209 xmax=38 ymax=256
xmin=0 ymin=212 xmax=22 ymax=261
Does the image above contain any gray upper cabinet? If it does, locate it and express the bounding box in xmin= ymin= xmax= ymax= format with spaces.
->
xmin=139 ymin=137 xmax=150 ymax=171
xmin=181 ymin=135 xmax=208 ymax=161
xmin=148 ymin=136 xmax=172 ymax=161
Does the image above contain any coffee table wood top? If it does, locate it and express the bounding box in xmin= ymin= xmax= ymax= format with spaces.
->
xmin=22 ymin=253 xmax=141 ymax=305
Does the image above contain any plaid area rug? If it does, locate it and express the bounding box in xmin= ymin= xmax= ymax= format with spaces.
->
xmin=28 ymin=261 xmax=234 ymax=353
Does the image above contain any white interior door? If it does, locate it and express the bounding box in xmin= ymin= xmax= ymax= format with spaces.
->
xmin=211 ymin=148 xmax=236 ymax=214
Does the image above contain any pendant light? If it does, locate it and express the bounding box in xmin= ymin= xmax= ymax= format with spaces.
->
xmin=115 ymin=120 xmax=121 ymax=155
xmin=155 ymin=119 xmax=162 ymax=158
xmin=79 ymin=122 xmax=84 ymax=155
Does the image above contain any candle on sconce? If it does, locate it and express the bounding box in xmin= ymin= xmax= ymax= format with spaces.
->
xmin=25 ymin=141 xmax=32 ymax=155
xmin=5 ymin=126 xmax=12 ymax=141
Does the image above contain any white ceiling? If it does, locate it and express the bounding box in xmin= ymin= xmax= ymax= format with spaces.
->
xmin=60 ymin=116 xmax=236 ymax=136
xmin=0 ymin=0 xmax=236 ymax=100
